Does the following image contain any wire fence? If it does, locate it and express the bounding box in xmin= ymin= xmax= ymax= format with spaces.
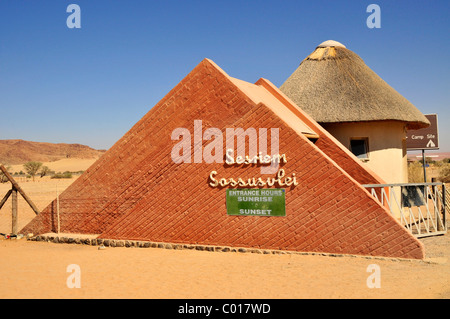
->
xmin=0 ymin=177 xmax=76 ymax=235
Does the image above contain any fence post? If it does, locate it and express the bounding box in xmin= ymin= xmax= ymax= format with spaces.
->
xmin=11 ymin=187 xmax=18 ymax=235
xmin=432 ymin=178 xmax=443 ymax=231
xmin=0 ymin=164 xmax=40 ymax=215
xmin=443 ymin=183 xmax=447 ymax=230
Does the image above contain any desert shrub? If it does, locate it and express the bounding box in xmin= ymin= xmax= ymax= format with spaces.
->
xmin=0 ymin=166 xmax=12 ymax=183
xmin=438 ymin=164 xmax=450 ymax=183
xmin=0 ymin=172 xmax=8 ymax=183
xmin=434 ymin=160 xmax=444 ymax=168
xmin=51 ymin=172 xmax=73 ymax=179
xmin=40 ymin=166 xmax=50 ymax=178
xmin=425 ymin=157 xmax=436 ymax=165
xmin=408 ymin=161 xmax=425 ymax=183
xmin=23 ymin=161 xmax=43 ymax=181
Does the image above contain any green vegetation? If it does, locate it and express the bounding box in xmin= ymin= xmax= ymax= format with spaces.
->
xmin=23 ymin=161 xmax=43 ymax=181
xmin=39 ymin=166 xmax=50 ymax=178
xmin=51 ymin=171 xmax=73 ymax=179
xmin=5 ymin=167 xmax=83 ymax=180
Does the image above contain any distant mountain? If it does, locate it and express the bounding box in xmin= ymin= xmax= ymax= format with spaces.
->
xmin=0 ymin=139 xmax=106 ymax=165
xmin=407 ymin=151 xmax=450 ymax=161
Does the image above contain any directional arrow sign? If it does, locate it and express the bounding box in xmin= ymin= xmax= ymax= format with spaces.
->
xmin=406 ymin=114 xmax=439 ymax=150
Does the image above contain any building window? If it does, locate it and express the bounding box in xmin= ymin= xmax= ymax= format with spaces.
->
xmin=350 ymin=138 xmax=369 ymax=160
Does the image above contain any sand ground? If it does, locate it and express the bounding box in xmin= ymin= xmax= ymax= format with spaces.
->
xmin=0 ymin=160 xmax=449 ymax=299
xmin=0 ymin=233 xmax=448 ymax=299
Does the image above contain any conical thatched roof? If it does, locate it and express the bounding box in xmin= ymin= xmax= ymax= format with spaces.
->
xmin=280 ymin=40 xmax=430 ymax=129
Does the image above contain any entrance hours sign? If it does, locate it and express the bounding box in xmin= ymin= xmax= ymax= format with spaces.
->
xmin=226 ymin=189 xmax=286 ymax=217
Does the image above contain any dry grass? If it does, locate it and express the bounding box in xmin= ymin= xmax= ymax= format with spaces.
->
xmin=408 ymin=161 xmax=426 ymax=183
xmin=408 ymin=161 xmax=450 ymax=183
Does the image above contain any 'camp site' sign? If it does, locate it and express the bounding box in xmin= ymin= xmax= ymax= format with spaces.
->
xmin=406 ymin=114 xmax=439 ymax=150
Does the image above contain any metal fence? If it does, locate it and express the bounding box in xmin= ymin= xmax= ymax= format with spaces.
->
xmin=363 ymin=182 xmax=447 ymax=238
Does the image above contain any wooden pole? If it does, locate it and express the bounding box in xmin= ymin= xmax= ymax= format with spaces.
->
xmin=0 ymin=189 xmax=12 ymax=210
xmin=0 ymin=164 xmax=40 ymax=215
xmin=11 ymin=187 xmax=18 ymax=235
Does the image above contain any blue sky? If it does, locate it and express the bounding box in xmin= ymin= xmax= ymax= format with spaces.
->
xmin=1 ymin=0 xmax=449 ymax=152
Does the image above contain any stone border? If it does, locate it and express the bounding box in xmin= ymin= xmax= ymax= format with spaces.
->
xmin=27 ymin=234 xmax=431 ymax=263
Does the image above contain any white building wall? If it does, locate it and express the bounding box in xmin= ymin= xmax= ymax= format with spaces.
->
xmin=322 ymin=121 xmax=407 ymax=184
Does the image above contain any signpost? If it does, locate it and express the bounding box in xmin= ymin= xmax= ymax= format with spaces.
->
xmin=226 ymin=189 xmax=286 ymax=216
xmin=406 ymin=114 xmax=439 ymax=150
xmin=406 ymin=114 xmax=439 ymax=182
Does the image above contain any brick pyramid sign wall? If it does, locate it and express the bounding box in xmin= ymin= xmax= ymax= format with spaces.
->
xmin=21 ymin=59 xmax=424 ymax=259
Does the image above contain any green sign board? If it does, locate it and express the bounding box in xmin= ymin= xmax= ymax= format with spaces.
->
xmin=226 ymin=189 xmax=286 ymax=217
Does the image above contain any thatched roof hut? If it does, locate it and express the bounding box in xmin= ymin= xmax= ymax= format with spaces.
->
xmin=280 ymin=40 xmax=430 ymax=130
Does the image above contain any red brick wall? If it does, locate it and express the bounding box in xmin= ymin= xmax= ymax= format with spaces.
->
xmin=21 ymin=59 xmax=424 ymax=259
xmin=99 ymin=100 xmax=423 ymax=259
xmin=22 ymin=59 xmax=253 ymax=236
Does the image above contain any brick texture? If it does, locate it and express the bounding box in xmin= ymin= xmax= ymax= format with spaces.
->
xmin=21 ymin=59 xmax=424 ymax=259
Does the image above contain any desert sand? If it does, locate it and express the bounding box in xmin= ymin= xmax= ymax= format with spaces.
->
xmin=0 ymin=234 xmax=449 ymax=299
xmin=0 ymin=159 xmax=449 ymax=299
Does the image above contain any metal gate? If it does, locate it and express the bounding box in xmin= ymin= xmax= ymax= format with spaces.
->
xmin=363 ymin=182 xmax=447 ymax=238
